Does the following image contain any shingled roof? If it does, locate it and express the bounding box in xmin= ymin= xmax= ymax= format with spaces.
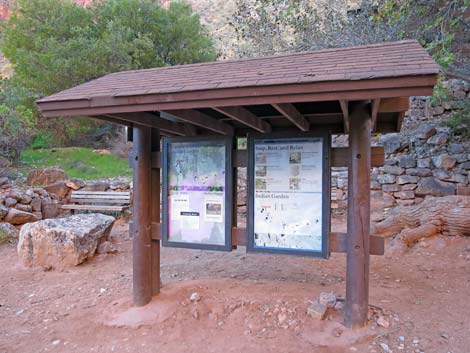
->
xmin=36 ymin=40 xmax=439 ymax=134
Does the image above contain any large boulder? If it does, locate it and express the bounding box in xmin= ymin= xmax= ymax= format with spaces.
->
xmin=5 ymin=208 xmax=39 ymax=225
xmin=27 ymin=168 xmax=69 ymax=186
xmin=17 ymin=214 xmax=115 ymax=269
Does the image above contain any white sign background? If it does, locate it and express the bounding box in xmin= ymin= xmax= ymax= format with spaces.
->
xmin=253 ymin=139 xmax=324 ymax=252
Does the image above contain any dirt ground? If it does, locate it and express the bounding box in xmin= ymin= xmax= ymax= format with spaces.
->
xmin=1 ymin=218 xmax=469 ymax=353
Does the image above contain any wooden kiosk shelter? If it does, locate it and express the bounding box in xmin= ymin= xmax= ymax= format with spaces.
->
xmin=37 ymin=40 xmax=439 ymax=328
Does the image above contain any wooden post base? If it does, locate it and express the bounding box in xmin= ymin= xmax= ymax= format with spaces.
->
xmin=132 ymin=125 xmax=153 ymax=306
xmin=344 ymin=101 xmax=372 ymax=328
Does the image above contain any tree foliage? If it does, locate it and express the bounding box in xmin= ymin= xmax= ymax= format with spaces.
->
xmin=0 ymin=0 xmax=216 ymax=163
xmin=1 ymin=0 xmax=216 ymax=103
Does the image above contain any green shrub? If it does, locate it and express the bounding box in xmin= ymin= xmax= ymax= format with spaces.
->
xmin=446 ymin=101 xmax=470 ymax=139
xmin=31 ymin=132 xmax=55 ymax=149
xmin=0 ymin=103 xmax=35 ymax=165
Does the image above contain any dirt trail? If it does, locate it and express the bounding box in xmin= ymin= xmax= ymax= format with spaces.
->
xmin=0 ymin=219 xmax=469 ymax=353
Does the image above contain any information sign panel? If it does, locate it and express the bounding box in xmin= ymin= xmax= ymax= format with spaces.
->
xmin=247 ymin=133 xmax=330 ymax=258
xmin=162 ymin=136 xmax=232 ymax=251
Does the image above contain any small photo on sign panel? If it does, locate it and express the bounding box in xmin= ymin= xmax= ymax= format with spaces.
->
xmin=255 ymin=165 xmax=267 ymax=177
xmin=289 ymin=151 xmax=302 ymax=164
xmin=255 ymin=153 xmax=267 ymax=164
xmin=255 ymin=178 xmax=267 ymax=190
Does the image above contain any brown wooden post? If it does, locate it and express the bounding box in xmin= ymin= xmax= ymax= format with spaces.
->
xmin=150 ymin=128 xmax=161 ymax=295
xmin=344 ymin=101 xmax=371 ymax=328
xmin=132 ymin=125 xmax=152 ymax=306
xmin=232 ymin=137 xmax=239 ymax=248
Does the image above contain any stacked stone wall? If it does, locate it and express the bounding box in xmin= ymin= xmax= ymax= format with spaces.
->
xmin=331 ymin=79 xmax=470 ymax=220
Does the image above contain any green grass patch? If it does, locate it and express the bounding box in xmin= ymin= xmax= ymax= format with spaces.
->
xmin=20 ymin=147 xmax=131 ymax=180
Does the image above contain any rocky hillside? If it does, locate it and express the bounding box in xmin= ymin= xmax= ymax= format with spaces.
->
xmin=176 ymin=0 xmax=362 ymax=58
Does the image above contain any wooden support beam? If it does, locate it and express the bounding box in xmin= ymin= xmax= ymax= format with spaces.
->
xmin=150 ymin=128 xmax=161 ymax=296
xmin=131 ymin=125 xmax=153 ymax=306
xmin=379 ymin=97 xmax=409 ymax=113
xmin=144 ymin=224 xmax=384 ymax=255
xmin=271 ymin=103 xmax=310 ymax=131
xmin=329 ymin=232 xmax=383 ymax=255
xmin=339 ymin=100 xmax=349 ymax=133
xmin=332 ymin=146 xmax=384 ymax=168
xmin=109 ymin=112 xmax=195 ymax=136
xmin=91 ymin=114 xmax=133 ymax=127
xmin=345 ymin=101 xmax=371 ymax=329
xmin=161 ymin=109 xmax=234 ymax=135
xmin=132 ymin=147 xmax=384 ymax=170
xmin=127 ymin=127 xmax=133 ymax=142
xmin=396 ymin=111 xmax=406 ymax=132
xmin=232 ymin=138 xmax=239 ymax=240
xmin=233 ymin=149 xmax=248 ymax=168
xmin=371 ymin=98 xmax=381 ymax=132
xmin=213 ymin=106 xmax=272 ymax=133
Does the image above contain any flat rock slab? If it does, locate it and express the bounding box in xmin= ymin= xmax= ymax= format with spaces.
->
xmin=18 ymin=213 xmax=115 ymax=269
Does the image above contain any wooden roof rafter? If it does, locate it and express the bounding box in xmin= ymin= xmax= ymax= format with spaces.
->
xmin=371 ymin=99 xmax=381 ymax=132
xmin=161 ymin=109 xmax=234 ymax=135
xmin=339 ymin=100 xmax=350 ymax=133
xmin=271 ymin=103 xmax=310 ymax=132
xmin=212 ymin=106 xmax=272 ymax=133
xmin=108 ymin=112 xmax=197 ymax=136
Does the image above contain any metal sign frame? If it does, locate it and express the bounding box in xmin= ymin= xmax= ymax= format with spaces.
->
xmin=246 ymin=131 xmax=331 ymax=258
xmin=162 ymin=135 xmax=233 ymax=251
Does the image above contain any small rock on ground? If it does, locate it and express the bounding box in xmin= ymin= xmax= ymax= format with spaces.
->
xmin=306 ymin=301 xmax=327 ymax=320
xmin=319 ymin=292 xmax=337 ymax=308
xmin=190 ymin=292 xmax=201 ymax=302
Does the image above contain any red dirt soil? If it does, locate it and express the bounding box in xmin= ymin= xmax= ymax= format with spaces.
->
xmin=1 ymin=218 xmax=469 ymax=353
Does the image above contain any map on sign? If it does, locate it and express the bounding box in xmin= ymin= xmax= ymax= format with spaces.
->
xmin=252 ymin=138 xmax=325 ymax=253
xmin=167 ymin=141 xmax=226 ymax=245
